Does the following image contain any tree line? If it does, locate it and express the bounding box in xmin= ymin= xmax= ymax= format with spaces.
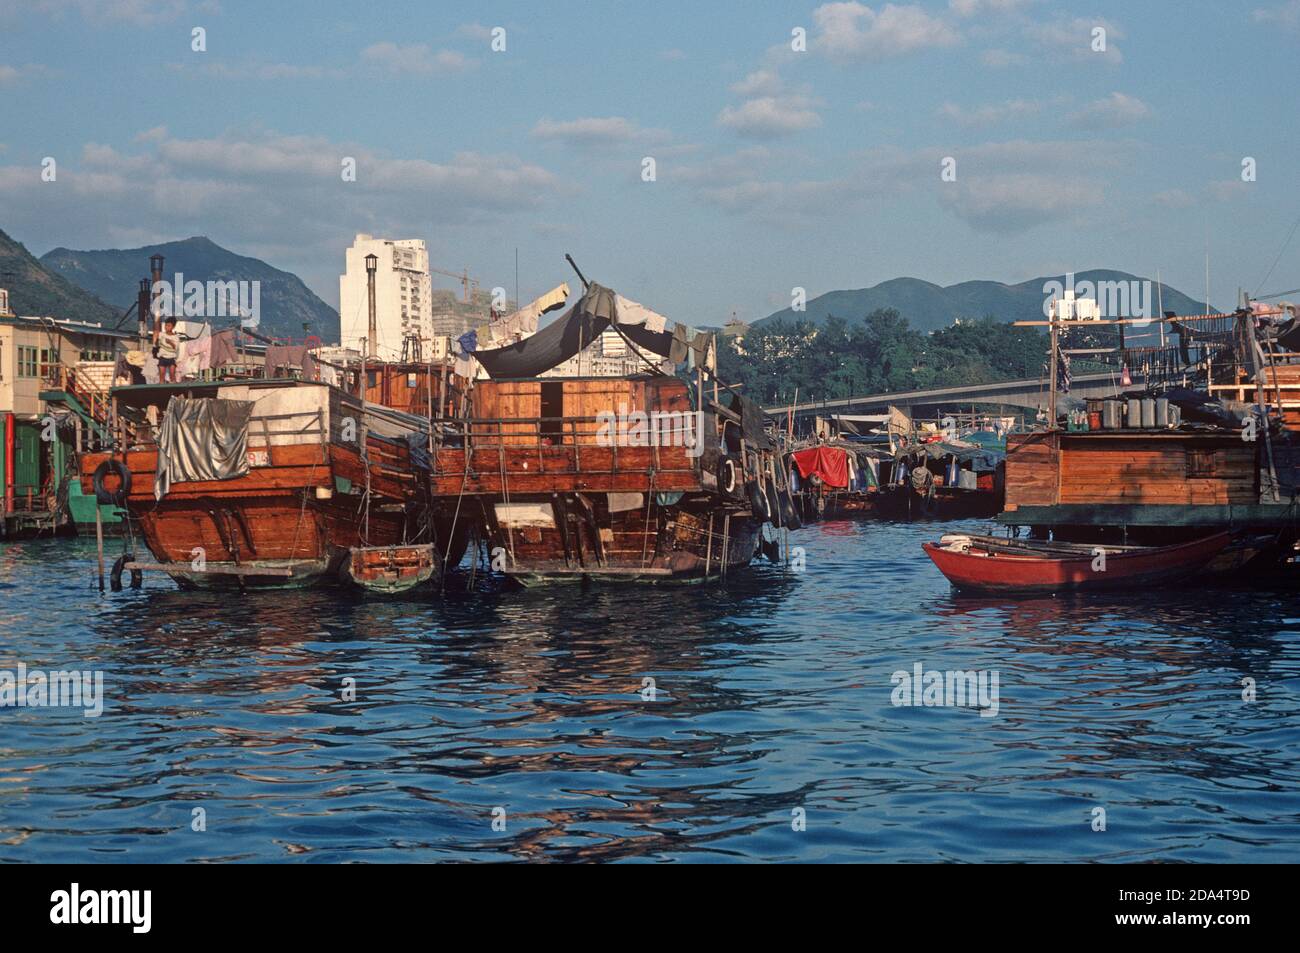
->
xmin=716 ymin=308 xmax=1050 ymax=407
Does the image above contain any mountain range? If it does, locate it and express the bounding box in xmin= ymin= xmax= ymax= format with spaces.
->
xmin=40 ymin=236 xmax=338 ymax=341
xmin=0 ymin=227 xmax=120 ymax=325
xmin=5 ymin=225 xmax=1215 ymax=346
xmin=754 ymin=270 xmax=1211 ymax=333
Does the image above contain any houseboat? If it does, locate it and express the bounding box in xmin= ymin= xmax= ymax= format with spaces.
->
xmin=930 ymin=294 xmax=1300 ymax=587
xmin=78 ymin=377 xmax=465 ymax=589
xmin=428 ymin=280 xmax=793 ymax=583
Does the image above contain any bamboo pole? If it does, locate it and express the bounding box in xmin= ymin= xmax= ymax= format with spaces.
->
xmin=95 ymin=505 xmax=105 ymax=592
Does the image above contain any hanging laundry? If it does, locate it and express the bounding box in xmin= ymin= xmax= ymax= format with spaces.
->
xmin=668 ymin=324 xmax=690 ymax=364
xmin=265 ymin=344 xmax=318 ymax=381
xmin=208 ymin=328 xmax=239 ymax=369
xmin=614 ymin=294 xmax=670 ymax=333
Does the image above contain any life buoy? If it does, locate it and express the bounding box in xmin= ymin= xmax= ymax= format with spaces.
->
xmin=93 ymin=459 xmax=131 ymax=506
xmin=718 ymin=458 xmax=738 ymax=495
xmin=109 ymin=552 xmax=143 ymax=591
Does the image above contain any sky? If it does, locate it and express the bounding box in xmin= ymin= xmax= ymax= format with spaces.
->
xmin=1 ymin=0 xmax=1298 ymax=327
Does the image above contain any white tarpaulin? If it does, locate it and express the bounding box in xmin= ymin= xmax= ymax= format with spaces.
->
xmin=613 ymin=295 xmax=668 ymax=333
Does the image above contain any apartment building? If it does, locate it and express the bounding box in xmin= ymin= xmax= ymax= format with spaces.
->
xmin=339 ymin=234 xmax=433 ymax=359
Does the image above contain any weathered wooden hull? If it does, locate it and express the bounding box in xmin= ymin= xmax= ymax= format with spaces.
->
xmin=80 ymin=440 xmax=427 ymax=590
xmin=923 ymin=531 xmax=1233 ymax=594
xmin=483 ymin=494 xmax=763 ymax=584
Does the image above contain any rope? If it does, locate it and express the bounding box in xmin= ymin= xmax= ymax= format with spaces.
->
xmin=640 ymin=471 xmax=655 ymax=568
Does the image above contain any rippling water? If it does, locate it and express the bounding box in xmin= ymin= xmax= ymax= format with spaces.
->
xmin=2 ymin=521 xmax=1298 ymax=863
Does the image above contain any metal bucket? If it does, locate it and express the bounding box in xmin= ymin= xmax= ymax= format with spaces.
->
xmin=1126 ymin=398 xmax=1143 ymax=428
xmin=1141 ymin=398 xmax=1156 ymax=428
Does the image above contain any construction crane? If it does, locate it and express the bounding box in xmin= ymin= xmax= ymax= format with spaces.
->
xmin=430 ymin=265 xmax=480 ymax=304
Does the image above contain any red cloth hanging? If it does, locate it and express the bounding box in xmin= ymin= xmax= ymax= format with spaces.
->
xmin=791 ymin=446 xmax=850 ymax=489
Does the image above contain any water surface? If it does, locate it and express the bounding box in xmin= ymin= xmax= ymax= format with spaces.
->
xmin=2 ymin=521 xmax=1297 ymax=862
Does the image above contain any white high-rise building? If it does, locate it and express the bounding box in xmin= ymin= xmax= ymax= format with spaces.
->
xmin=339 ymin=234 xmax=433 ymax=359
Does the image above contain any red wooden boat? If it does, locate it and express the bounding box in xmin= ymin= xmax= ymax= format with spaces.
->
xmin=922 ymin=531 xmax=1233 ymax=594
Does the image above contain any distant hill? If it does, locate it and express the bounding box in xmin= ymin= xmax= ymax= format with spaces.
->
xmin=41 ymin=236 xmax=338 ymax=341
xmin=0 ymin=227 xmax=120 ymax=325
xmin=755 ymin=270 xmax=1211 ymax=333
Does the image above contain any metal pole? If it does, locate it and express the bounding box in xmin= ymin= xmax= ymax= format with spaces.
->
xmin=1048 ymin=304 xmax=1058 ymax=430
xmin=366 ymin=257 xmax=378 ymax=359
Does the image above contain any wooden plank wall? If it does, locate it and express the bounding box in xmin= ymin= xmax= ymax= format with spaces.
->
xmin=563 ymin=378 xmax=633 ymax=445
xmin=1057 ymin=435 xmax=1256 ymax=505
xmin=1003 ymin=432 xmax=1059 ymax=509
xmin=473 ymin=381 xmax=541 ymax=446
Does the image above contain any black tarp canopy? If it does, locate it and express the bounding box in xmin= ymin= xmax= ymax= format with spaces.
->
xmin=472 ymin=283 xmax=676 ymax=379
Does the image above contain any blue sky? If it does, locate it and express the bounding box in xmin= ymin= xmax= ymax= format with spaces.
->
xmin=2 ymin=0 xmax=1298 ymax=326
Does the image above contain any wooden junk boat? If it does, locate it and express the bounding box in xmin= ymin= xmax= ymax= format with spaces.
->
xmin=922 ymin=531 xmax=1233 ymax=595
xmin=79 ymin=375 xmax=467 ymax=589
xmin=430 ymin=279 xmax=795 ymax=584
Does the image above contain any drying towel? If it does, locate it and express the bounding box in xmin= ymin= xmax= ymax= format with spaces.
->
xmin=791 ymin=446 xmax=850 ymax=489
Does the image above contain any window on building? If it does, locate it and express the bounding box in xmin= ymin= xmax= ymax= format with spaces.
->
xmin=18 ymin=345 xmax=38 ymax=378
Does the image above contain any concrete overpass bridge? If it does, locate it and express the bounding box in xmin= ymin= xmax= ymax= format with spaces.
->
xmin=765 ymin=371 xmax=1143 ymax=420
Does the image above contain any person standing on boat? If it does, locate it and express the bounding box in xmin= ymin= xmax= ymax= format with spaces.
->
xmin=156 ymin=316 xmax=180 ymax=383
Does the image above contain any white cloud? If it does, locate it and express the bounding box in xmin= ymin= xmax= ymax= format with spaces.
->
xmin=940 ymin=174 xmax=1105 ymax=232
xmin=174 ymin=60 xmax=336 ymax=80
xmin=360 ymin=42 xmax=474 ymax=75
xmin=531 ymin=116 xmax=670 ymax=149
xmin=938 ymin=97 xmax=1041 ymax=126
xmin=1253 ymin=1 xmax=1300 ymax=28
xmin=13 ymin=0 xmax=188 ymax=23
xmin=949 ymin=0 xmax=1034 ymax=16
xmin=718 ymin=66 xmax=821 ymax=139
xmin=1027 ymin=16 xmax=1123 ymax=63
xmin=980 ymin=48 xmax=1028 ymax=67
xmin=718 ymin=96 xmax=823 ymax=138
xmin=0 ymin=130 xmax=566 ymax=300
xmin=731 ymin=69 xmax=785 ymax=97
xmin=0 ymin=63 xmax=52 ymax=86
xmin=1152 ymin=189 xmax=1194 ymax=209
xmin=1069 ymin=92 xmax=1151 ymax=129
xmin=455 ymin=22 xmax=494 ymax=40
xmin=812 ymin=2 xmax=961 ymax=60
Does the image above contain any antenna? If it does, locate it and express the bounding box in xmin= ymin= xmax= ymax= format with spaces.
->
xmin=1156 ymin=268 xmax=1164 ymax=348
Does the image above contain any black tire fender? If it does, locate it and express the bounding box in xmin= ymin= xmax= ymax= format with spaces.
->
xmin=93 ymin=459 xmax=131 ymax=506
xmin=718 ymin=458 xmax=738 ymax=495
xmin=110 ymin=552 xmax=143 ymax=591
